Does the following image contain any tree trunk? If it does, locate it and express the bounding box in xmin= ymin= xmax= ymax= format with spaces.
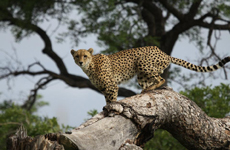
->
xmin=7 ymin=87 xmax=230 ymax=150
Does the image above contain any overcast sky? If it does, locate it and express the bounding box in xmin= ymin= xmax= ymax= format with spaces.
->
xmin=0 ymin=19 xmax=230 ymax=128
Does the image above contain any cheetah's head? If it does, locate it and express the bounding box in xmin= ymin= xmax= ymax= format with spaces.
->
xmin=71 ymin=48 xmax=93 ymax=69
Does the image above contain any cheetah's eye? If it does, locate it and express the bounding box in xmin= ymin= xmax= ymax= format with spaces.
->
xmin=84 ymin=55 xmax=87 ymax=58
xmin=75 ymin=55 xmax=79 ymax=58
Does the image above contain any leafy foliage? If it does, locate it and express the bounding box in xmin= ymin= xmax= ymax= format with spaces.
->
xmin=144 ymin=130 xmax=186 ymax=150
xmin=68 ymin=0 xmax=150 ymax=52
xmin=0 ymin=0 xmax=72 ymax=41
xmin=180 ymin=83 xmax=230 ymax=118
xmin=84 ymin=109 xmax=99 ymax=121
xmin=0 ymin=96 xmax=73 ymax=149
xmin=64 ymin=0 xmax=230 ymax=54
xmin=144 ymin=83 xmax=230 ymax=149
xmin=87 ymin=109 xmax=98 ymax=117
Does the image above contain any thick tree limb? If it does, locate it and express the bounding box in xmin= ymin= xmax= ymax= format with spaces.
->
xmin=8 ymin=87 xmax=230 ymax=150
xmin=62 ymin=87 xmax=230 ymax=149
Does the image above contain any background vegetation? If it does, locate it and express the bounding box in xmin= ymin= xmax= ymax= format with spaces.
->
xmin=0 ymin=95 xmax=72 ymax=149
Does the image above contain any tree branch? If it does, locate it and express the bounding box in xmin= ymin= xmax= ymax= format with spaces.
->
xmin=184 ymin=0 xmax=202 ymax=19
xmin=140 ymin=1 xmax=165 ymax=36
xmin=21 ymin=76 xmax=55 ymax=111
xmin=196 ymin=21 xmax=230 ymax=30
xmin=196 ymin=9 xmax=230 ymax=30
xmin=0 ymin=9 xmax=68 ymax=75
xmin=126 ymin=0 xmax=165 ymax=36
xmin=158 ymin=0 xmax=184 ymax=21
xmin=62 ymin=87 xmax=230 ymax=149
xmin=206 ymin=22 xmax=228 ymax=79
xmin=0 ymin=61 xmax=136 ymax=100
xmin=8 ymin=88 xmax=230 ymax=150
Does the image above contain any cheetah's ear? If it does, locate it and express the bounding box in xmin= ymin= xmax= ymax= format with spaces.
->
xmin=88 ymin=48 xmax=94 ymax=55
xmin=71 ymin=49 xmax=75 ymax=56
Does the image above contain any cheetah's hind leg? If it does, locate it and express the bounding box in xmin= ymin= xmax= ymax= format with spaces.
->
xmin=141 ymin=75 xmax=165 ymax=93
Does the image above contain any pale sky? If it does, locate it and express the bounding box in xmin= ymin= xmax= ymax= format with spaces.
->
xmin=0 ymin=18 xmax=230 ymax=128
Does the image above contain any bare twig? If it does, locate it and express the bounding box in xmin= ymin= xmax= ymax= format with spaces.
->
xmin=206 ymin=15 xmax=228 ymax=79
xmin=21 ymin=76 xmax=55 ymax=111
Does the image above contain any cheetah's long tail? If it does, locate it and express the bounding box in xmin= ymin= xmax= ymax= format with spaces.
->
xmin=170 ymin=56 xmax=230 ymax=72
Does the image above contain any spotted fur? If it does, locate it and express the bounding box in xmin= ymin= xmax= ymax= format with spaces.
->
xmin=71 ymin=46 xmax=230 ymax=104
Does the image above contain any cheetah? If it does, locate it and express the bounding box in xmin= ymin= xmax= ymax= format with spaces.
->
xmin=71 ymin=46 xmax=230 ymax=104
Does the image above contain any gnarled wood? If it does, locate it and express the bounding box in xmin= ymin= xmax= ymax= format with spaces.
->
xmin=61 ymin=87 xmax=230 ymax=149
xmin=8 ymin=87 xmax=230 ymax=150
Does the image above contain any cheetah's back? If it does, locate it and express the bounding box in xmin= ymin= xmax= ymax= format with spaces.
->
xmin=108 ymin=46 xmax=169 ymax=84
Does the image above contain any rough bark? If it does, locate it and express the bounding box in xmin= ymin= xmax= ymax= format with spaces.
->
xmin=7 ymin=87 xmax=230 ymax=150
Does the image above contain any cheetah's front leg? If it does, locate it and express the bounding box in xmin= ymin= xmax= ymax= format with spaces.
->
xmin=103 ymin=85 xmax=119 ymax=105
